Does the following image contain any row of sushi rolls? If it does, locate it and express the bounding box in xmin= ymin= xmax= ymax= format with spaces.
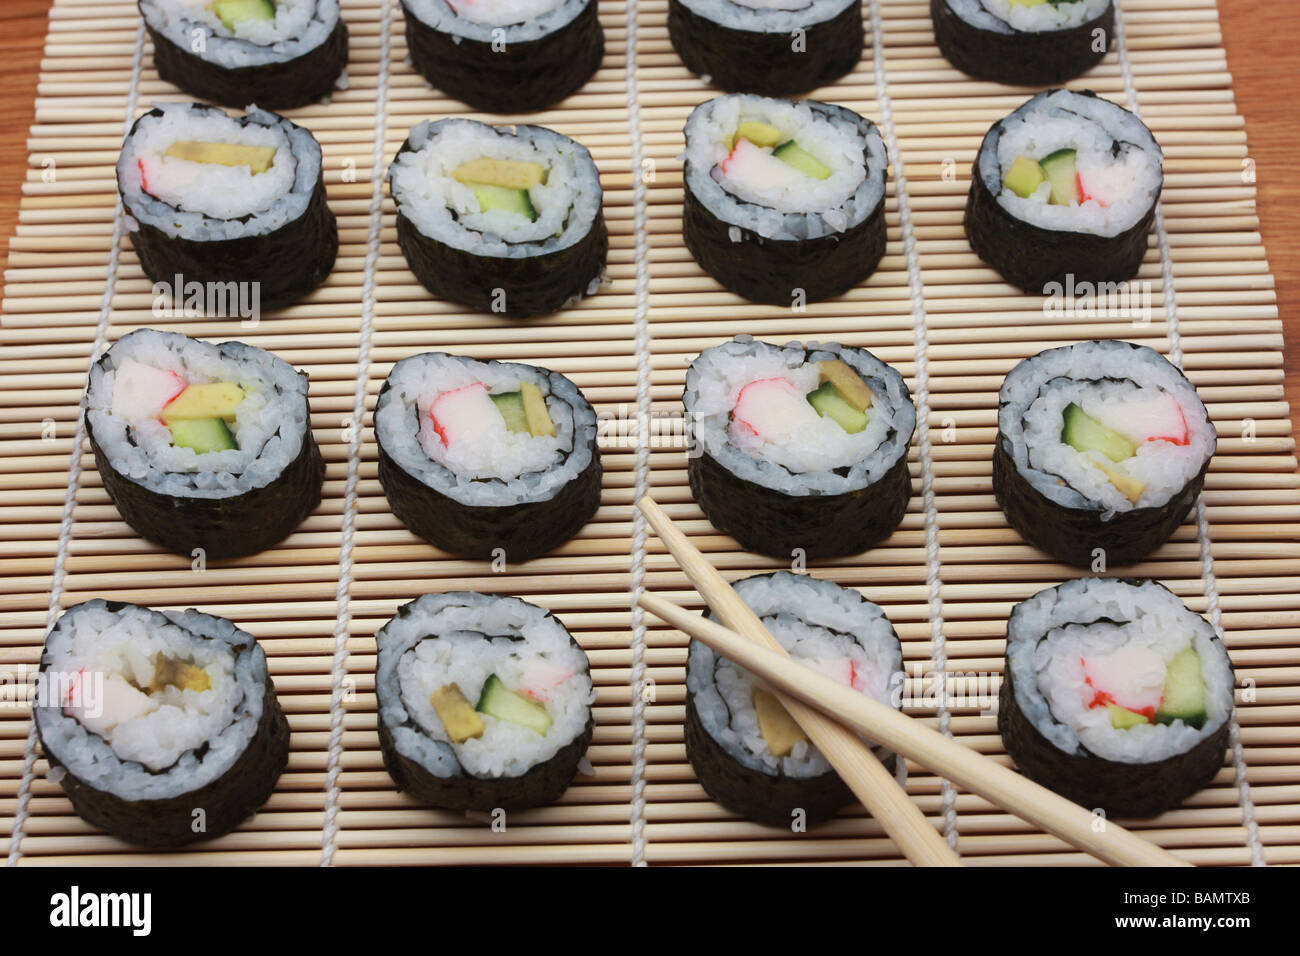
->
xmin=38 ymin=0 xmax=1229 ymax=849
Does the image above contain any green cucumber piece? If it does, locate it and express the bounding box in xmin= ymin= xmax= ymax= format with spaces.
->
xmin=1040 ymin=148 xmax=1081 ymax=206
xmin=490 ymin=391 xmax=529 ymax=433
xmin=475 ymin=675 xmax=553 ymax=735
xmin=1062 ymin=403 xmax=1136 ymax=463
xmin=807 ymin=382 xmax=869 ymax=434
xmin=213 ymin=0 xmax=275 ymax=30
xmin=470 ymin=182 xmax=537 ymax=221
xmin=1156 ymin=648 xmax=1207 ymax=729
xmin=169 ymin=417 xmax=237 ymax=454
xmin=772 ymin=142 xmax=831 ymax=180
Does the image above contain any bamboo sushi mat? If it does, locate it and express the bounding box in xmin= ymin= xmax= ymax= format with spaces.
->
xmin=0 ymin=0 xmax=1297 ymax=867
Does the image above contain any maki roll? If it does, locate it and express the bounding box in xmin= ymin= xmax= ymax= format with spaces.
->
xmin=965 ymin=89 xmax=1162 ymax=292
xmin=686 ymin=572 xmax=904 ymax=827
xmin=994 ymin=340 xmax=1215 ymax=568
xmin=389 ymin=119 xmax=607 ymax=318
xmin=685 ymin=338 xmax=915 ymax=559
xmin=34 ymin=599 xmax=289 ymax=847
xmin=85 ymin=329 xmax=325 ymax=560
xmin=375 ymin=592 xmax=595 ymax=811
xmin=400 ymin=0 xmax=604 ymax=113
xmin=682 ymin=95 xmax=888 ymax=305
xmin=375 ymin=352 xmax=602 ymax=563
xmin=668 ymin=0 xmax=863 ymax=96
xmin=1000 ymin=578 xmax=1234 ymax=818
xmin=932 ymin=0 xmax=1113 ymax=87
xmin=118 ymin=102 xmax=338 ymax=312
xmin=139 ymin=0 xmax=348 ymax=109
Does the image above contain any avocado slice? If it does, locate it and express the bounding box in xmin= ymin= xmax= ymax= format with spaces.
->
xmin=1105 ymin=702 xmax=1151 ymax=730
xmin=1005 ymin=155 xmax=1046 ymax=199
xmin=1040 ymin=148 xmax=1081 ymax=206
xmin=753 ymin=688 xmax=807 ymax=758
xmin=726 ymin=120 xmax=785 ymax=151
xmin=817 ymin=359 xmax=873 ymax=412
xmin=150 ymin=653 xmax=212 ymax=694
xmin=807 ymin=382 xmax=869 ymax=434
xmin=519 ymin=381 xmax=556 ymax=437
xmin=1062 ymin=403 xmax=1136 ymax=463
xmin=169 ymin=417 xmax=237 ymax=454
xmin=470 ymin=182 xmax=537 ymax=221
xmin=772 ymin=141 xmax=831 ymax=180
xmin=431 ymin=683 xmax=486 ymax=743
xmin=476 ymin=675 xmax=552 ymax=735
xmin=1156 ymin=648 xmax=1207 ymax=729
xmin=212 ymin=0 xmax=275 ymax=30
xmin=490 ymin=391 xmax=529 ymax=433
xmin=164 ymin=141 xmax=277 ymax=174
xmin=162 ymin=382 xmax=245 ymax=422
xmin=452 ymin=158 xmax=548 ymax=190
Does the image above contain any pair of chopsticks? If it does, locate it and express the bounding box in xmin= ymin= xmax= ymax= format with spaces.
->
xmin=636 ymin=497 xmax=1187 ymax=867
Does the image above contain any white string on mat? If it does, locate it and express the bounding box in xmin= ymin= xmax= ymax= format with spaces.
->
xmin=319 ymin=0 xmax=394 ymax=868
xmin=1111 ymin=0 xmax=1265 ymax=867
xmin=5 ymin=20 xmax=147 ymax=869
xmin=622 ymin=0 xmax=653 ymax=869
xmin=868 ymin=0 xmax=960 ymax=853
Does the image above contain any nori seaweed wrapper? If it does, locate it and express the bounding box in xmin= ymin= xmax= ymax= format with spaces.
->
xmin=402 ymin=0 xmax=603 ymax=112
xmin=144 ymin=13 xmax=349 ymax=110
xmin=998 ymin=666 xmax=1229 ymax=819
xmin=375 ymin=376 xmax=602 ymax=563
xmin=391 ymin=126 xmax=608 ymax=318
xmin=930 ymin=0 xmax=1112 ymax=87
xmin=668 ymin=0 xmax=863 ymax=96
xmin=122 ymin=107 xmax=338 ymax=313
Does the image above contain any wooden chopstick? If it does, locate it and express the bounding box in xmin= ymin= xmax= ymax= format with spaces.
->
xmin=636 ymin=497 xmax=961 ymax=866
xmin=636 ymin=496 xmax=1190 ymax=868
xmin=637 ymin=590 xmax=1189 ymax=867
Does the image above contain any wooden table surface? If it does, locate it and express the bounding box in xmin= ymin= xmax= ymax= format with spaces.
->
xmin=0 ymin=1 xmax=1296 ymax=436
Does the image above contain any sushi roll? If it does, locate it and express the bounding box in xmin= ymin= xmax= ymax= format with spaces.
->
xmin=682 ymin=95 xmax=888 ymax=305
xmin=999 ymin=578 xmax=1234 ymax=818
xmin=668 ymin=0 xmax=863 ymax=96
xmin=965 ymin=89 xmax=1162 ymax=292
xmin=389 ymin=119 xmax=607 ymax=318
xmin=931 ymin=0 xmax=1114 ymax=87
xmin=85 ymin=329 xmax=325 ymax=560
xmin=400 ymin=0 xmax=604 ymax=113
xmin=118 ymin=102 xmax=338 ymax=312
xmin=994 ymin=340 xmax=1215 ymax=568
xmin=685 ymin=338 xmax=915 ymax=559
xmin=686 ymin=572 xmax=904 ymax=827
xmin=34 ymin=599 xmax=290 ymax=847
xmin=375 ymin=592 xmax=595 ymax=812
xmin=139 ymin=0 xmax=349 ymax=109
xmin=375 ymin=352 xmax=602 ymax=563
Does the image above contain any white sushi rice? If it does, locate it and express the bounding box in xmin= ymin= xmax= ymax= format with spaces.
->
xmin=85 ymin=329 xmax=311 ymax=500
xmin=34 ymin=600 xmax=268 ymax=799
xmin=389 ymin=119 xmax=602 ymax=257
xmin=377 ymin=593 xmax=593 ymax=778
xmin=686 ymin=337 xmax=915 ymax=495
xmin=999 ymin=340 xmax=1215 ymax=516
xmin=688 ymin=572 xmax=903 ymax=778
xmin=684 ymin=94 xmax=886 ymax=241
xmin=1006 ymin=578 xmax=1233 ymax=764
xmin=140 ymin=0 xmax=340 ymax=69
xmin=374 ymin=352 xmax=597 ymax=506
xmin=675 ymin=0 xmax=857 ymax=32
xmin=403 ymin=0 xmax=586 ymax=41
xmin=119 ymin=103 xmax=323 ymax=241
xmin=944 ymin=0 xmax=1109 ymax=34
xmin=978 ymin=89 xmax=1162 ymax=238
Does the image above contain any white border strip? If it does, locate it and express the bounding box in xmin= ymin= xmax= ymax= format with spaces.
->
xmin=868 ymin=0 xmax=960 ymax=851
xmin=5 ymin=20 xmax=148 ymax=868
xmin=1111 ymin=0 xmax=1265 ymax=866
xmin=319 ymin=0 xmax=394 ymax=867
xmin=623 ymin=0 xmax=654 ymax=869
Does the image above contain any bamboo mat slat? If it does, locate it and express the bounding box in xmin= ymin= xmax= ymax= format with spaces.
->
xmin=0 ymin=0 xmax=1295 ymax=866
